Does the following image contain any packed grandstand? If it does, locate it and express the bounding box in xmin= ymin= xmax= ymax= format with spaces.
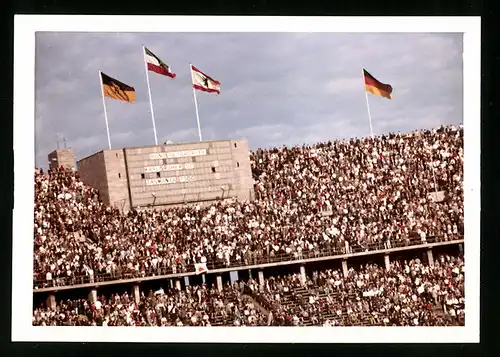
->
xmin=32 ymin=125 xmax=464 ymax=326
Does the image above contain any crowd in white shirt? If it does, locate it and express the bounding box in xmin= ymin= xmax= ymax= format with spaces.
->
xmin=33 ymin=283 xmax=267 ymax=326
xmin=34 ymin=252 xmax=463 ymax=327
xmin=33 ymin=125 xmax=463 ymax=288
xmin=254 ymin=254 xmax=464 ymax=326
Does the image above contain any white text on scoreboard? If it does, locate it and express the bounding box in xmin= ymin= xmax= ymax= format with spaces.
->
xmin=149 ymin=149 xmax=207 ymax=160
xmin=145 ymin=176 xmax=196 ymax=186
xmin=144 ymin=163 xmax=195 ymax=173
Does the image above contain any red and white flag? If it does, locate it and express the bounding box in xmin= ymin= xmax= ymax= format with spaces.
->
xmin=144 ymin=47 xmax=176 ymax=78
xmin=194 ymin=263 xmax=209 ymax=275
xmin=191 ymin=65 xmax=220 ymax=94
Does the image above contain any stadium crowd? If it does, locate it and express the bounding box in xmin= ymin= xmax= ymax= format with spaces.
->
xmin=33 ymin=253 xmax=464 ymax=326
xmin=33 ymin=282 xmax=268 ymax=326
xmin=254 ymin=254 xmax=464 ymax=326
xmin=33 ymin=125 xmax=463 ymax=288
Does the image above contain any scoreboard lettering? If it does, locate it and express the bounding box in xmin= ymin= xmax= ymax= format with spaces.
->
xmin=143 ymin=149 xmax=206 ymax=186
xmin=145 ymin=175 xmax=196 ymax=186
xmin=149 ymin=149 xmax=207 ymax=160
xmin=144 ymin=162 xmax=195 ymax=173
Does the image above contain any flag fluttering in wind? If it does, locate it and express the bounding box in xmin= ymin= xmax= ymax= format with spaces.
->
xmin=363 ymin=69 xmax=393 ymax=100
xmin=100 ymin=72 xmax=136 ymax=103
xmin=194 ymin=263 xmax=209 ymax=275
xmin=191 ymin=65 xmax=221 ymax=94
xmin=142 ymin=46 xmax=176 ymax=145
xmin=189 ymin=64 xmax=219 ymax=141
xmin=144 ymin=47 xmax=176 ymax=78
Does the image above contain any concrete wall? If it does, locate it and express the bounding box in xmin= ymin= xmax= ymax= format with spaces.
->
xmin=77 ymin=151 xmax=110 ymax=205
xmin=74 ymin=139 xmax=254 ymax=212
xmin=48 ymin=148 xmax=76 ymax=171
xmin=230 ymin=140 xmax=254 ymax=202
xmin=103 ymin=150 xmax=130 ymax=211
xmin=121 ymin=139 xmax=254 ymax=209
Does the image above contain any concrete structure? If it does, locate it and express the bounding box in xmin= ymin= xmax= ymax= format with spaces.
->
xmin=34 ymin=239 xmax=464 ymax=294
xmin=230 ymin=271 xmax=239 ymax=285
xmin=258 ymin=271 xmax=265 ymax=287
xmin=342 ymin=260 xmax=348 ymax=278
xmin=133 ymin=284 xmax=140 ymax=304
xmin=48 ymin=148 xmax=76 ymax=171
xmin=77 ymin=139 xmax=254 ymax=212
xmin=427 ymin=249 xmax=435 ymax=267
xmin=216 ymin=275 xmax=223 ymax=292
xmin=46 ymin=294 xmax=56 ymax=310
xmin=384 ymin=254 xmax=391 ymax=270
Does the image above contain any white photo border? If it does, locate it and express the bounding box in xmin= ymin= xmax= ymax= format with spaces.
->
xmin=13 ymin=15 xmax=481 ymax=343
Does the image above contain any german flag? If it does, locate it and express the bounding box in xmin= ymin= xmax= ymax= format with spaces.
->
xmin=101 ymin=72 xmax=136 ymax=103
xmin=363 ymin=69 xmax=393 ymax=100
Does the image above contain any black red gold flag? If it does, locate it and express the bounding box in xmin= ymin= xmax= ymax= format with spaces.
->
xmin=101 ymin=72 xmax=136 ymax=103
xmin=363 ymin=69 xmax=393 ymax=100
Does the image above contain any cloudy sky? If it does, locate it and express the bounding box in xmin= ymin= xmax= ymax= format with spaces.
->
xmin=35 ymin=32 xmax=463 ymax=168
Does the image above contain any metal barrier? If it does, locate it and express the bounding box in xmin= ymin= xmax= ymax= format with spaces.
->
xmin=33 ymin=235 xmax=463 ymax=292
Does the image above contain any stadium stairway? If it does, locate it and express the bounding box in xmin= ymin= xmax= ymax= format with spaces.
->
xmin=211 ymin=315 xmax=227 ymax=326
xmin=432 ymin=304 xmax=445 ymax=319
xmin=264 ymin=285 xmax=375 ymax=326
xmin=211 ymin=292 xmax=240 ymax=326
xmin=345 ymin=290 xmax=372 ymax=326
xmin=211 ymin=290 xmax=272 ymax=326
xmin=241 ymin=293 xmax=270 ymax=320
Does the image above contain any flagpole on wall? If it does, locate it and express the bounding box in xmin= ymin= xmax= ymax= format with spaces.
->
xmin=143 ymin=46 xmax=159 ymax=146
xmin=362 ymin=67 xmax=374 ymax=137
xmin=190 ymin=63 xmax=203 ymax=142
xmin=99 ymin=70 xmax=112 ymax=150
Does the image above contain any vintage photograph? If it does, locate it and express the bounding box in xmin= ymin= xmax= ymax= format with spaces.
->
xmin=12 ymin=16 xmax=480 ymax=343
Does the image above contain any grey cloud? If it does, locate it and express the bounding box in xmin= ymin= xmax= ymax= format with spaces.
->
xmin=35 ymin=32 xmax=463 ymax=168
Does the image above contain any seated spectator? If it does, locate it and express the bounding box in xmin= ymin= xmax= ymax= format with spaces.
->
xmin=250 ymin=253 xmax=464 ymax=326
xmin=33 ymin=282 xmax=268 ymax=327
xmin=33 ymin=125 xmax=464 ymax=288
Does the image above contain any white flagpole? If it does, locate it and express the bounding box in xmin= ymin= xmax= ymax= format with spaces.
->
xmin=190 ymin=63 xmax=203 ymax=142
xmin=143 ymin=46 xmax=159 ymax=145
xmin=362 ymin=68 xmax=374 ymax=137
xmin=99 ymin=70 xmax=112 ymax=150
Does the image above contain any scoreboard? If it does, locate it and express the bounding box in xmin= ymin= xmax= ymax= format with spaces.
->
xmin=122 ymin=140 xmax=254 ymax=209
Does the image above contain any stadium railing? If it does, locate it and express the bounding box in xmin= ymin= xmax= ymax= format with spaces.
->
xmin=33 ymin=234 xmax=463 ymax=289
